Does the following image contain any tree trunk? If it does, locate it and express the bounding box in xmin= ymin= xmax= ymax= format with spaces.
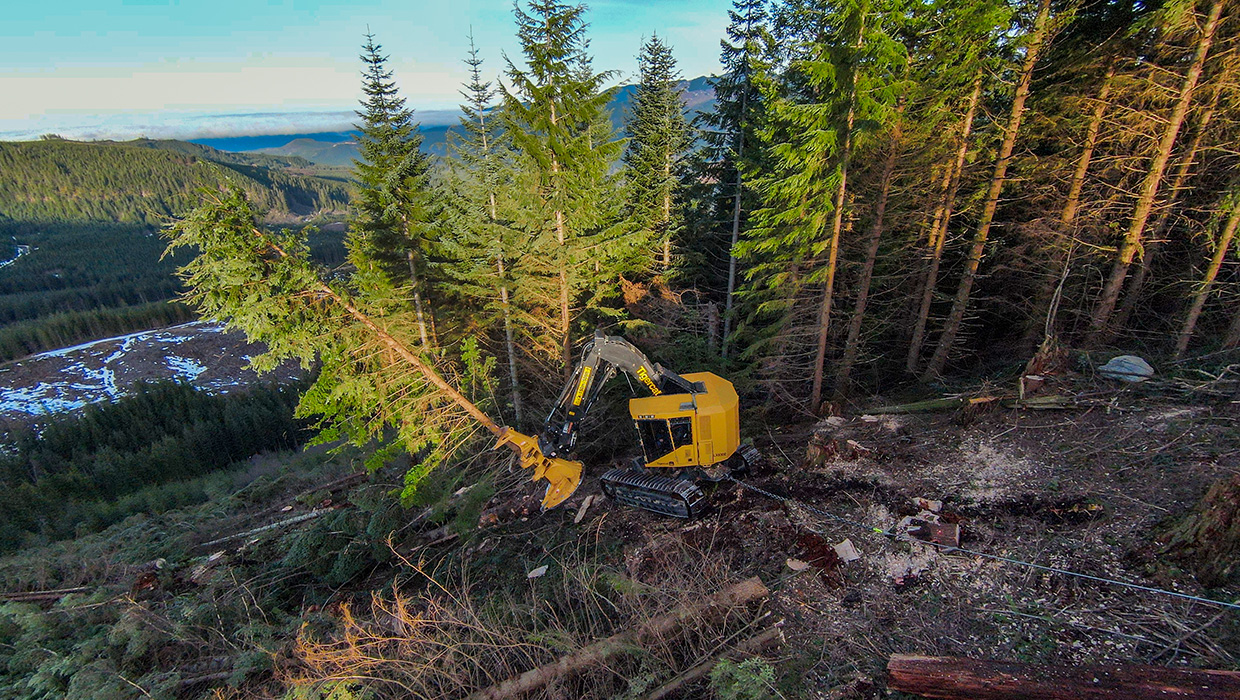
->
xmin=496 ymin=252 xmax=523 ymax=424
xmin=1174 ymin=205 xmax=1239 ymax=359
xmin=1022 ymin=61 xmax=1116 ymax=349
xmin=550 ymin=96 xmax=572 ymax=379
xmin=407 ymin=249 xmax=431 ymax=348
xmin=907 ymin=71 xmax=983 ymax=373
xmin=466 ymin=578 xmax=769 ymax=700
xmin=810 ymin=14 xmax=864 ymax=413
xmin=887 ymin=654 xmax=1240 ymax=699
xmin=721 ymin=72 xmax=751 ymax=361
xmin=1111 ymin=80 xmax=1223 ymax=334
xmin=834 ymin=121 xmax=901 ymax=403
xmin=1226 ymin=304 xmax=1240 ymax=349
xmin=1087 ymin=0 xmax=1223 ymax=344
xmin=923 ymin=0 xmax=1051 ymax=379
xmin=662 ymin=158 xmax=673 ymax=269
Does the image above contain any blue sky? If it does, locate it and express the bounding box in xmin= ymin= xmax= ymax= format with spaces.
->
xmin=1 ymin=0 xmax=728 ymax=140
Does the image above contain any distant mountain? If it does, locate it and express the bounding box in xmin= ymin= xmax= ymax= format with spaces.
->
xmin=0 ymin=138 xmax=351 ymax=225
xmin=238 ymin=76 xmax=717 ymax=167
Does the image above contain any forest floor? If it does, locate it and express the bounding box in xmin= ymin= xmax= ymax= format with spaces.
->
xmin=422 ymin=386 xmax=1240 ymax=698
xmin=1 ymin=372 xmax=1237 ymax=699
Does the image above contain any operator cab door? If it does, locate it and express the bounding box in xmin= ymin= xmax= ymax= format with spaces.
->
xmin=636 ymin=415 xmax=696 ymax=468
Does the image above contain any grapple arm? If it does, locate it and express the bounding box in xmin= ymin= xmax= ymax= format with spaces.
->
xmin=495 ymin=428 xmax=583 ymax=510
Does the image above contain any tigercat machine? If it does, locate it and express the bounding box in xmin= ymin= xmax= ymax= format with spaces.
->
xmin=499 ymin=329 xmax=760 ymax=518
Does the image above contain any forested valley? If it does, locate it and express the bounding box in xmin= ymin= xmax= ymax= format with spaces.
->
xmin=0 ymin=0 xmax=1238 ymax=698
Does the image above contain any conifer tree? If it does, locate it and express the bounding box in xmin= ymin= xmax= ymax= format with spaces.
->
xmin=694 ymin=0 xmax=771 ymax=359
xmin=624 ymin=33 xmax=691 ymax=272
xmin=443 ymin=35 xmax=525 ymax=424
xmin=350 ymin=32 xmax=438 ymax=347
xmin=923 ymin=0 xmax=1054 ymax=378
xmin=500 ymin=0 xmax=625 ymax=377
xmin=1088 ymin=0 xmax=1227 ymax=343
xmin=737 ymin=0 xmax=907 ymax=410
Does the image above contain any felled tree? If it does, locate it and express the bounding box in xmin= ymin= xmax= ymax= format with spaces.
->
xmin=164 ymin=187 xmax=500 ymax=502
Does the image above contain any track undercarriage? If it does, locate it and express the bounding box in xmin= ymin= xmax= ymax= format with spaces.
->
xmin=599 ymin=444 xmax=764 ymax=518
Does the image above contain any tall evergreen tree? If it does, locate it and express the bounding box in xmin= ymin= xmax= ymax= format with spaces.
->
xmin=736 ymin=0 xmax=908 ymax=410
xmin=442 ymin=34 xmax=525 ymax=424
xmin=692 ymin=0 xmax=772 ymax=359
xmin=350 ymin=32 xmax=438 ymax=347
xmin=623 ymin=33 xmax=691 ymax=273
xmin=500 ymin=0 xmax=626 ymax=377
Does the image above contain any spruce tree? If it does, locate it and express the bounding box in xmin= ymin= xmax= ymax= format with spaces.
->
xmin=350 ymin=32 xmax=438 ymax=347
xmin=500 ymin=0 xmax=625 ymax=377
xmin=623 ymin=33 xmax=691 ymax=272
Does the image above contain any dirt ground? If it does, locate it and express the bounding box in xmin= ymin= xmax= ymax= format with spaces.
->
xmin=463 ymin=392 xmax=1240 ymax=697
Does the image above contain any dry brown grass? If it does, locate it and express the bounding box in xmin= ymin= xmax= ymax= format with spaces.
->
xmin=281 ymin=531 xmax=773 ymax=699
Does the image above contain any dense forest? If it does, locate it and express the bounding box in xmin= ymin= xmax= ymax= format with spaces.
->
xmin=0 ymin=138 xmax=349 ymax=225
xmin=172 ymin=0 xmax=1240 ymax=474
xmin=0 ymin=381 xmax=307 ymax=552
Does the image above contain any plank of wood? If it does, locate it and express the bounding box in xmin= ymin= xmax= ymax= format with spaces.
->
xmin=466 ymin=577 xmax=770 ymax=700
xmin=887 ymin=654 xmax=1240 ymax=699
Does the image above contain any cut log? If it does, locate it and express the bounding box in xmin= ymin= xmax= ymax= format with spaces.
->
xmin=0 ymin=586 xmax=91 ymax=602
xmin=465 ymin=577 xmax=769 ymax=700
xmin=887 ymin=654 xmax=1240 ymax=699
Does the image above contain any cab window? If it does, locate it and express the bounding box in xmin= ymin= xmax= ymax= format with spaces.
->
xmin=669 ymin=417 xmax=693 ymax=448
xmin=636 ymin=419 xmax=674 ymax=461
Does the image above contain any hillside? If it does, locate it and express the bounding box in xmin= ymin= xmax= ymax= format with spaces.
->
xmin=0 ymin=138 xmax=351 ymax=225
xmin=248 ymin=76 xmax=716 ymax=165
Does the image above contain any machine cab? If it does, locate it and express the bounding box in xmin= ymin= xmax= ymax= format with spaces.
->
xmin=629 ymin=372 xmax=740 ymax=469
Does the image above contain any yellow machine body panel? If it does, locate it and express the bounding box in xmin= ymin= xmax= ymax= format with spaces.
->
xmin=628 ymin=371 xmax=740 ymax=469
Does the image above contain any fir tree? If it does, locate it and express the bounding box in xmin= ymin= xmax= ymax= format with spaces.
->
xmin=350 ymin=32 xmax=438 ymax=347
xmin=500 ymin=0 xmax=626 ymax=377
xmin=623 ymin=33 xmax=691 ymax=272
xmin=442 ymin=34 xmax=525 ymax=424
xmin=689 ymin=0 xmax=772 ymax=359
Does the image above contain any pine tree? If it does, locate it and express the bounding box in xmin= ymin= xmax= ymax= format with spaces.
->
xmin=350 ymin=32 xmax=438 ymax=348
xmin=500 ymin=0 xmax=626 ymax=377
xmin=623 ymin=33 xmax=691 ymax=272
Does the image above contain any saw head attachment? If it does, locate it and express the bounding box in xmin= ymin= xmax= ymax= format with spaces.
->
xmin=495 ymin=428 xmax=583 ymax=510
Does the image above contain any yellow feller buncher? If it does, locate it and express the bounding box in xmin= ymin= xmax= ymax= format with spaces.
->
xmin=498 ymin=330 xmax=760 ymax=517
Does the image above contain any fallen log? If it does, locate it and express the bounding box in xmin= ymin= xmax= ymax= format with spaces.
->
xmin=0 ymin=586 xmax=91 ymax=602
xmin=465 ymin=577 xmax=769 ymax=700
xmin=868 ymin=396 xmax=1000 ymax=414
xmin=644 ymin=621 xmax=785 ymax=700
xmin=887 ymin=654 xmax=1240 ymax=699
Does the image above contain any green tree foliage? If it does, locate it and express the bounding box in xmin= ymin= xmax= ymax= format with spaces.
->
xmin=0 ymin=139 xmax=349 ymax=225
xmin=348 ymin=33 xmax=440 ymax=348
xmin=734 ymin=0 xmax=908 ymax=406
xmin=164 ymin=187 xmax=494 ymax=505
xmin=623 ymin=33 xmax=692 ymax=273
xmin=500 ymin=0 xmax=629 ymax=374
xmin=438 ymin=35 xmax=527 ymax=423
xmin=682 ymin=0 xmax=773 ymax=358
